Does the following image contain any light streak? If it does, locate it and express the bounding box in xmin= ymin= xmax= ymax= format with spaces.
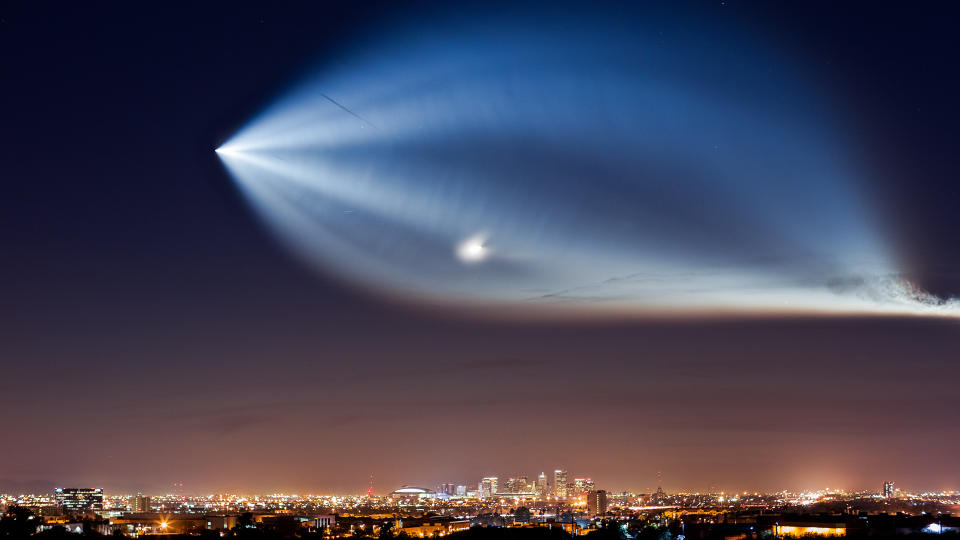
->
xmin=216 ymin=8 xmax=960 ymax=318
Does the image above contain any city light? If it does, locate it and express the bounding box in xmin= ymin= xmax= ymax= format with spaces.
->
xmin=6 ymin=480 xmax=960 ymax=537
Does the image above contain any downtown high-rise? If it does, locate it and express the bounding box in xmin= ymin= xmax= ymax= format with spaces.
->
xmin=553 ymin=469 xmax=568 ymax=497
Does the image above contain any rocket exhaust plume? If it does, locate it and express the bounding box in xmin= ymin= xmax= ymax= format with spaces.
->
xmin=216 ymin=9 xmax=959 ymax=319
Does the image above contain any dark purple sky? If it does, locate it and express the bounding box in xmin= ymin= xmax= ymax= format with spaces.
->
xmin=1 ymin=1 xmax=959 ymax=495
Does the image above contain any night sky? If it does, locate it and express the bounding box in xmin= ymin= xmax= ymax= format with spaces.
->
xmin=2 ymin=2 xmax=959 ymax=495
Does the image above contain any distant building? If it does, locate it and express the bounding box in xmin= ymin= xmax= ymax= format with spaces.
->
xmin=314 ymin=515 xmax=335 ymax=530
xmin=130 ymin=494 xmax=150 ymax=513
xmin=504 ymin=476 xmax=530 ymax=494
xmin=110 ymin=514 xmax=238 ymax=535
xmin=55 ymin=488 xmax=103 ymax=514
xmin=455 ymin=485 xmax=467 ymax=496
xmin=398 ymin=517 xmax=470 ymax=537
xmin=438 ymin=483 xmax=455 ymax=496
xmin=883 ymin=481 xmax=895 ymax=498
xmin=391 ymin=486 xmax=436 ymax=500
xmin=586 ymin=490 xmax=607 ymax=515
xmin=774 ymin=521 xmax=845 ymax=537
xmin=573 ymin=478 xmax=594 ymax=496
xmin=536 ymin=472 xmax=548 ymax=496
xmin=653 ymin=485 xmax=665 ymax=505
xmin=480 ymin=477 xmax=498 ymax=499
xmin=554 ymin=470 xmax=568 ymax=497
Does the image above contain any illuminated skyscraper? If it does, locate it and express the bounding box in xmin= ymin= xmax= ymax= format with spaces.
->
xmin=55 ymin=488 xmax=103 ymax=514
xmin=130 ymin=493 xmax=150 ymax=512
xmin=653 ymin=485 xmax=665 ymax=505
xmin=586 ymin=490 xmax=608 ymax=515
xmin=573 ymin=478 xmax=593 ymax=496
xmin=883 ymin=481 xmax=895 ymax=498
xmin=480 ymin=477 xmax=498 ymax=498
xmin=499 ymin=476 xmax=532 ymax=494
xmin=536 ymin=472 xmax=548 ymax=496
xmin=553 ymin=470 xmax=567 ymax=497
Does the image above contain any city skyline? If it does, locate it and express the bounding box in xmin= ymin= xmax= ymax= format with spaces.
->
xmin=1 ymin=479 xmax=949 ymax=500
xmin=6 ymin=483 xmax=958 ymax=538
xmin=3 ymin=0 xmax=960 ymax=505
xmin=0 ymin=472 xmax=950 ymax=499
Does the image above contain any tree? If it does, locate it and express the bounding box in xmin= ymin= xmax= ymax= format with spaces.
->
xmin=636 ymin=524 xmax=665 ymax=540
xmin=237 ymin=512 xmax=255 ymax=530
xmin=0 ymin=505 xmax=41 ymax=537
xmin=587 ymin=518 xmax=623 ymax=540
xmin=379 ymin=521 xmax=395 ymax=540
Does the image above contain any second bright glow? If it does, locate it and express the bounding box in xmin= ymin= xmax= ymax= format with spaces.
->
xmin=456 ymin=234 xmax=489 ymax=264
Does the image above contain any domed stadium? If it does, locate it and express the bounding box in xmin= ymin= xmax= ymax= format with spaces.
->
xmin=390 ymin=486 xmax=436 ymax=499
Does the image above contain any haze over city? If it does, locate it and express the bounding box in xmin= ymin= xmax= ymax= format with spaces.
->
xmin=2 ymin=0 xmax=960 ymax=510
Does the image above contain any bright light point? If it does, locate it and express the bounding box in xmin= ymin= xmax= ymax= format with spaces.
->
xmin=215 ymin=145 xmax=241 ymax=156
xmin=456 ymin=234 xmax=488 ymax=264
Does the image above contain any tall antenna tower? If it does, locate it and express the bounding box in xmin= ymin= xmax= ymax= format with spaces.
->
xmin=654 ymin=471 xmax=664 ymax=505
